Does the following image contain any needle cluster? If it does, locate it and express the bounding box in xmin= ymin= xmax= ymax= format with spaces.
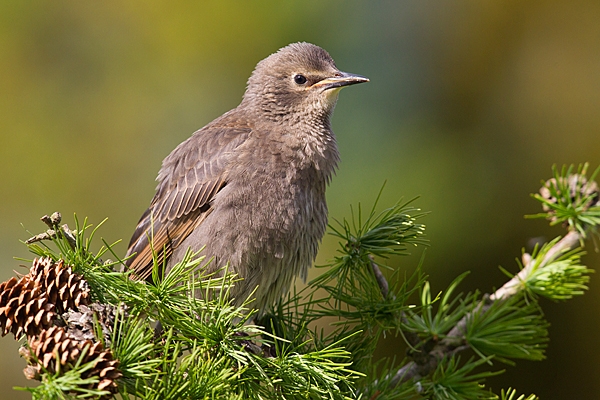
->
xmin=1 ymin=164 xmax=597 ymax=399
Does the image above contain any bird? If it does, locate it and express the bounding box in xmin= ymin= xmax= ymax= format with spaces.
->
xmin=125 ymin=42 xmax=368 ymax=314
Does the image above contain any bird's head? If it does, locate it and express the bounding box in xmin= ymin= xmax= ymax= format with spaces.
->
xmin=242 ymin=42 xmax=368 ymax=125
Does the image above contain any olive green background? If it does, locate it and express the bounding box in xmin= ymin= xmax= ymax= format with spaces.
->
xmin=1 ymin=1 xmax=600 ymax=398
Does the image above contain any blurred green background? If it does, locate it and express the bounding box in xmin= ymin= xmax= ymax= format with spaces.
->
xmin=1 ymin=1 xmax=600 ymax=398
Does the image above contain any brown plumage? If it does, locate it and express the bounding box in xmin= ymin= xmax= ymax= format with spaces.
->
xmin=125 ymin=42 xmax=368 ymax=314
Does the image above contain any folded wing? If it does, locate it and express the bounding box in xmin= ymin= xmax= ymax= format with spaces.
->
xmin=126 ymin=121 xmax=252 ymax=280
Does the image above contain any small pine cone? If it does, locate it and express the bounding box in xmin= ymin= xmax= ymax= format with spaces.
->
xmin=24 ymin=326 xmax=121 ymax=393
xmin=0 ymin=276 xmax=55 ymax=338
xmin=26 ymin=326 xmax=81 ymax=372
xmin=29 ymin=257 xmax=90 ymax=313
xmin=81 ymin=344 xmax=121 ymax=393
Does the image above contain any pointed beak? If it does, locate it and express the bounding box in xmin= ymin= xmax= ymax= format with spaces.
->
xmin=313 ymin=71 xmax=369 ymax=91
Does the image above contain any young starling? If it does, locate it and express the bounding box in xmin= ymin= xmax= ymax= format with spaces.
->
xmin=126 ymin=42 xmax=368 ymax=314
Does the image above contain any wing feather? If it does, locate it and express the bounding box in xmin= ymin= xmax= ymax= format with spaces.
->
xmin=126 ymin=118 xmax=251 ymax=280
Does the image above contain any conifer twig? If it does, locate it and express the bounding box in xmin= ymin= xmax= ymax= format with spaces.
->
xmin=491 ymin=230 xmax=581 ymax=301
xmin=388 ymin=229 xmax=584 ymax=388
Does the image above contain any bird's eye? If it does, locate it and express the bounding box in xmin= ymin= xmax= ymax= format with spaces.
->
xmin=293 ymin=74 xmax=307 ymax=85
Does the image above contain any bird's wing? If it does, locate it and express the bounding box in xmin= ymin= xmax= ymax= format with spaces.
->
xmin=126 ymin=120 xmax=252 ymax=280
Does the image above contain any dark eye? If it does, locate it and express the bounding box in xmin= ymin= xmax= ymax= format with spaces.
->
xmin=293 ymin=74 xmax=307 ymax=85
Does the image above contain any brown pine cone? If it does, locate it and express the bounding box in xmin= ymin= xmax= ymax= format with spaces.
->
xmin=0 ymin=257 xmax=91 ymax=338
xmin=0 ymin=276 xmax=55 ymax=338
xmin=2 ymin=257 xmax=121 ymax=394
xmin=23 ymin=326 xmax=121 ymax=394
xmin=29 ymin=257 xmax=90 ymax=313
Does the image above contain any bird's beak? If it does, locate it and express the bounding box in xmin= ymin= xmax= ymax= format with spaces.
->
xmin=313 ymin=71 xmax=369 ymax=91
